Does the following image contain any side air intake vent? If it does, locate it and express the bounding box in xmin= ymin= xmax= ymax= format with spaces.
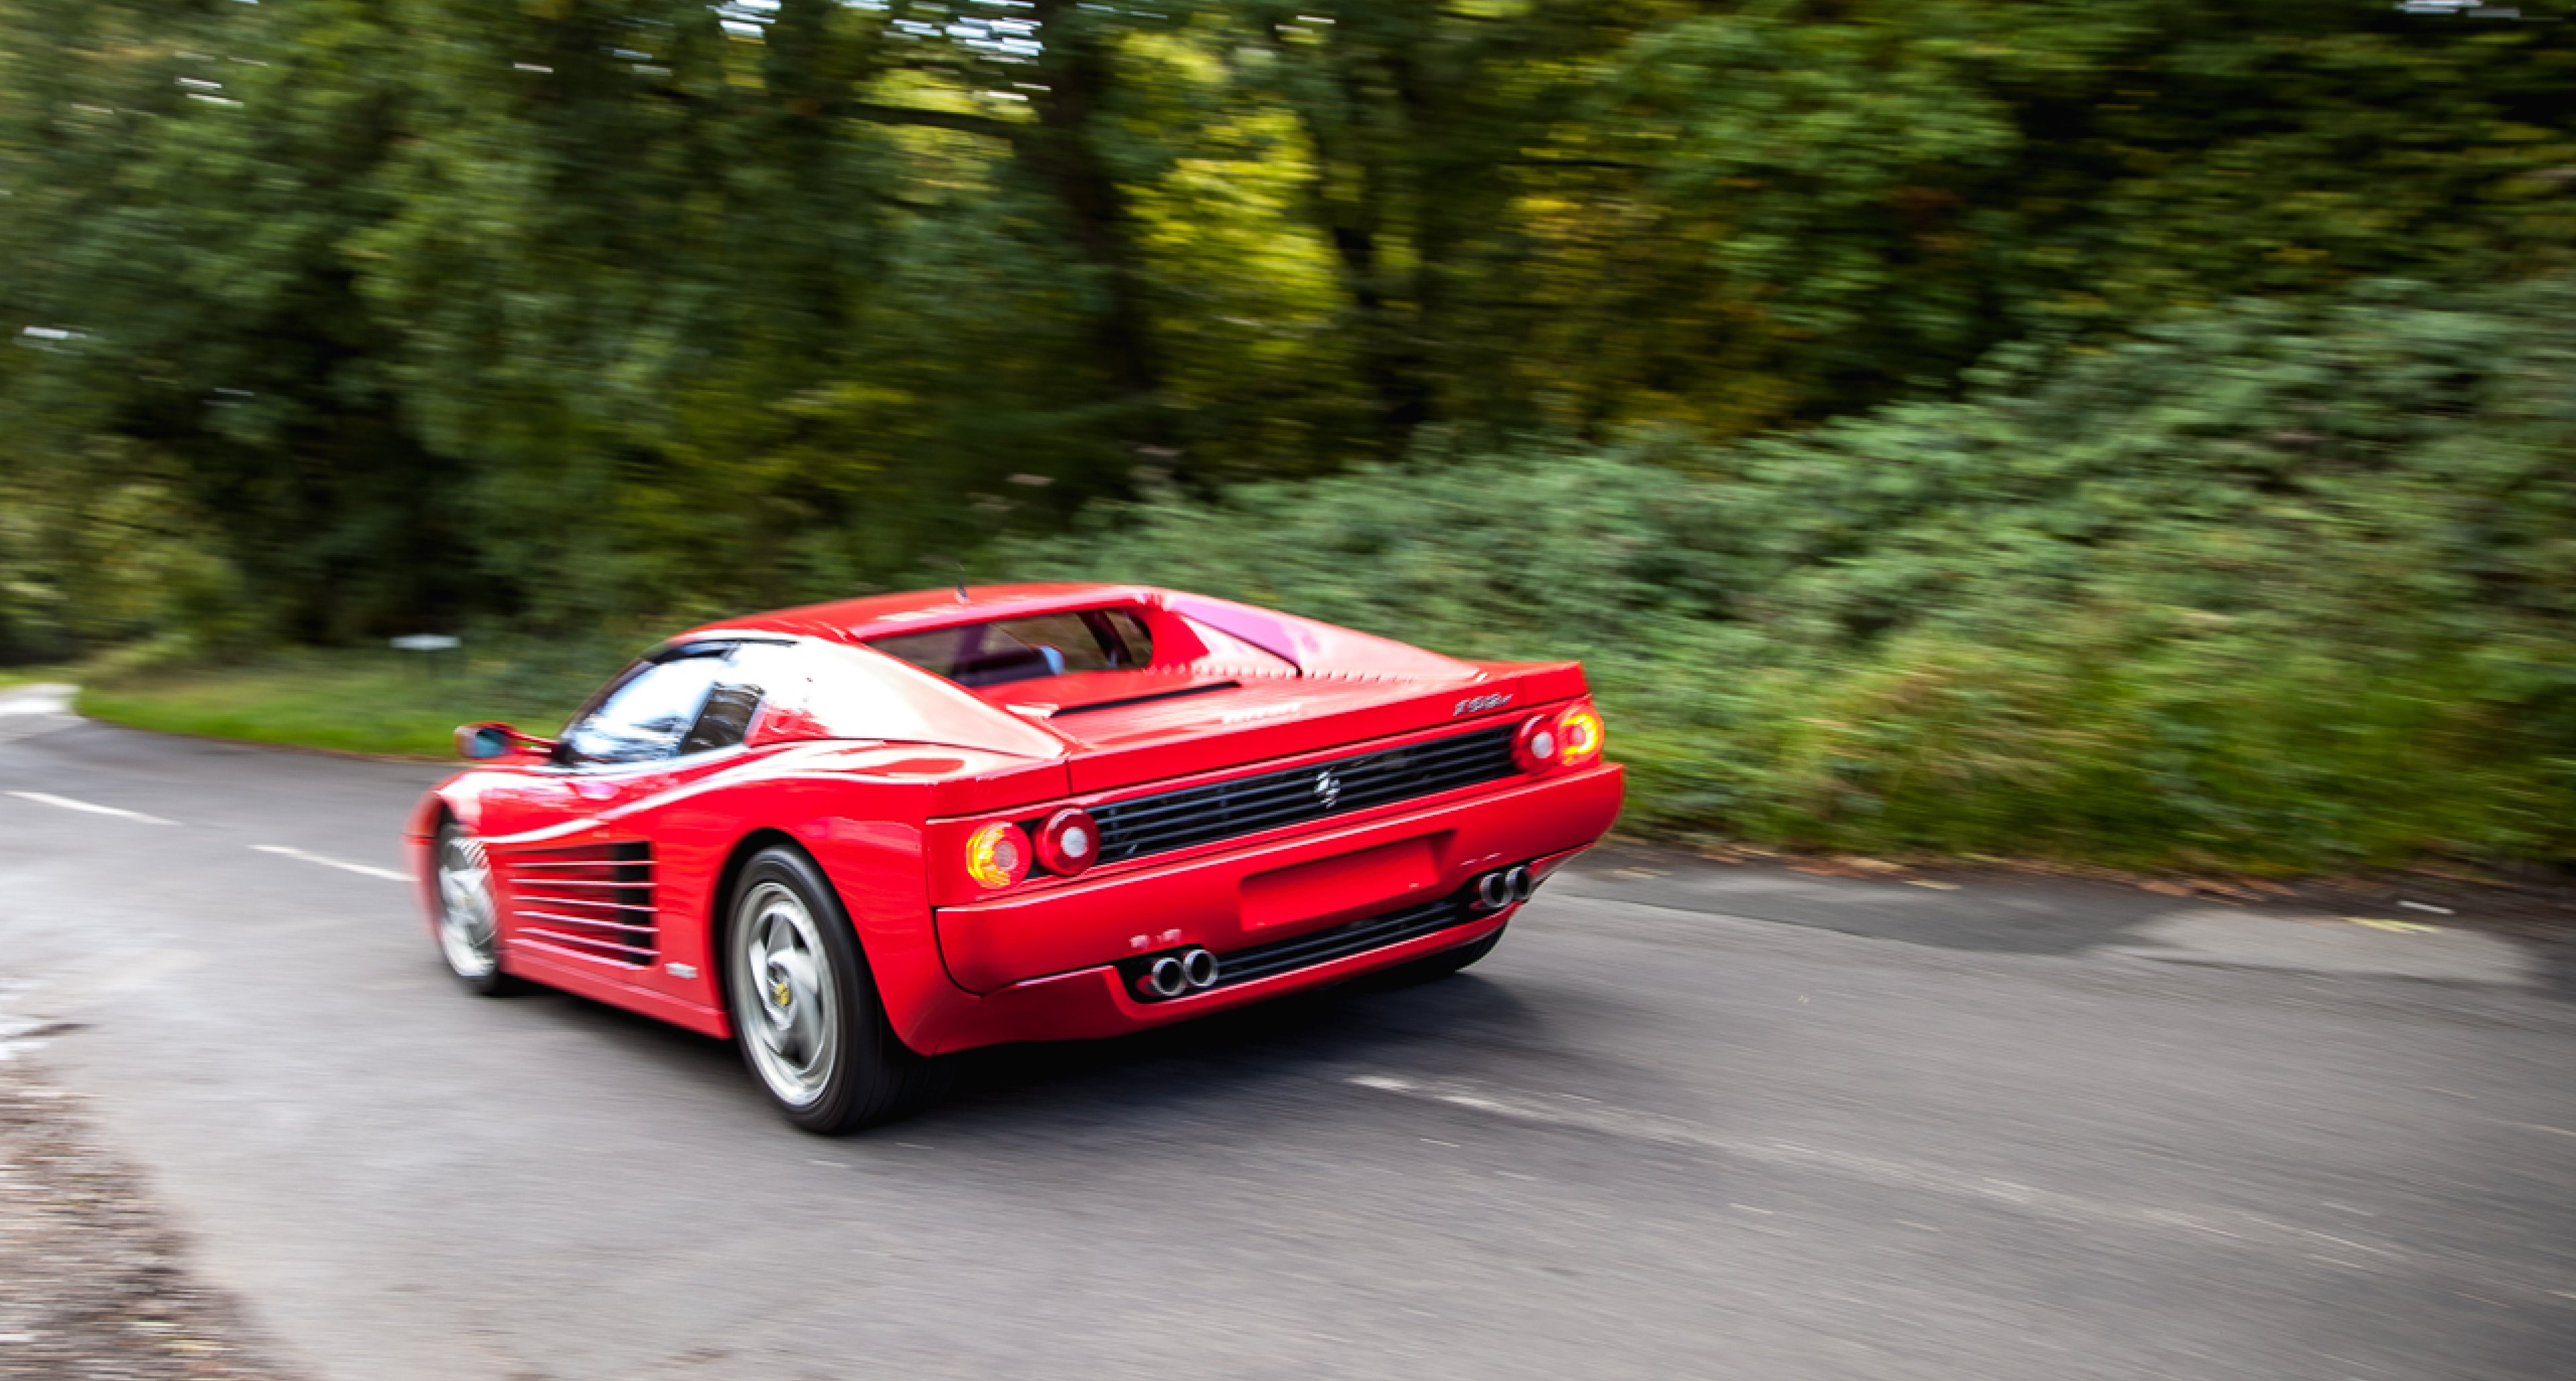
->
xmin=502 ymin=841 xmax=657 ymax=966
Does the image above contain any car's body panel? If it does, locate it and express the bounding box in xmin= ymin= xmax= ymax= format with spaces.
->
xmin=406 ymin=584 xmax=1624 ymax=1059
xmin=928 ymin=761 xmax=1623 ymax=996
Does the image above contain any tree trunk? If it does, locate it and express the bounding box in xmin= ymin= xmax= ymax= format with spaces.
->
xmin=1025 ymin=0 xmax=1168 ymax=447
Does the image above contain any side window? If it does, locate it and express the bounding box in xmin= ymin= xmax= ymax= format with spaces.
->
xmin=679 ymin=683 xmax=761 ymax=756
xmin=559 ymin=655 xmax=730 ymax=767
xmin=1089 ymin=609 xmax=1152 ymax=668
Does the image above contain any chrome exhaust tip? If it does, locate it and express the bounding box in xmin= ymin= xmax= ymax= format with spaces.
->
xmin=1507 ymin=866 xmax=1535 ymax=903
xmin=1181 ymin=948 xmax=1218 ymax=990
xmin=1476 ymin=871 xmax=1513 ymax=909
xmin=1139 ymin=956 xmax=1189 ymax=999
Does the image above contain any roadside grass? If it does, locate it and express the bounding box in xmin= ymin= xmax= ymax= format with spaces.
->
xmin=76 ymin=647 xmax=614 ymax=759
xmin=0 ymin=665 xmax=74 ymax=690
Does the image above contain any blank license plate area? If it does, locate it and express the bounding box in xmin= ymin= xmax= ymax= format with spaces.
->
xmin=1238 ymin=835 xmax=1440 ymax=933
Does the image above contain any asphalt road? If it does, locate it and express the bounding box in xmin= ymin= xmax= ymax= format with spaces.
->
xmin=3 ymin=699 xmax=2573 ymax=1380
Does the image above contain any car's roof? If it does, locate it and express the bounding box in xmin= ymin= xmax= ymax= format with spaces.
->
xmin=657 ymin=583 xmax=1539 ymax=767
xmin=679 ymin=582 xmax=1479 ymax=683
xmin=685 ymin=582 xmax=1152 ymax=644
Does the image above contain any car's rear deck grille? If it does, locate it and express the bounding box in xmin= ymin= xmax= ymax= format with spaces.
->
xmin=1091 ymin=724 xmax=1517 ymax=864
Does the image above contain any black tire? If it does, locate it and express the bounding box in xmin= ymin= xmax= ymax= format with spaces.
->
xmin=1385 ymin=926 xmax=1505 ymax=986
xmin=724 ymin=846 xmax=949 ymax=1133
xmin=432 ymin=821 xmax=522 ymax=996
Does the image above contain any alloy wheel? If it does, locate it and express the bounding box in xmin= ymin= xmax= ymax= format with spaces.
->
xmin=436 ymin=833 xmax=500 ymax=980
xmin=735 ymin=880 xmax=840 ymax=1108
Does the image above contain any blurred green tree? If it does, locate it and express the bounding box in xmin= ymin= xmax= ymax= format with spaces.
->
xmin=0 ymin=0 xmax=2567 ymax=674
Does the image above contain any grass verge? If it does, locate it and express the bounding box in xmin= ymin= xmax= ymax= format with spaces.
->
xmin=76 ymin=648 xmax=611 ymax=759
xmin=0 ymin=664 xmax=73 ymax=691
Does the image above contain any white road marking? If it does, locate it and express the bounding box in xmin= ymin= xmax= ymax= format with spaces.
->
xmin=7 ymin=790 xmax=174 ymax=825
xmin=0 ymin=1017 xmax=71 ymax=1062
xmin=250 ymin=844 xmax=413 ymax=884
xmin=0 ymin=684 xmax=74 ymax=716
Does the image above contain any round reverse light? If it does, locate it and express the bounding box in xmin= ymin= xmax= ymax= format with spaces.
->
xmin=1511 ymin=713 xmax=1561 ymax=773
xmin=1034 ymin=807 xmax=1100 ymax=877
xmin=964 ymin=821 xmax=1030 ymax=890
xmin=1556 ymin=701 xmax=1605 ymax=767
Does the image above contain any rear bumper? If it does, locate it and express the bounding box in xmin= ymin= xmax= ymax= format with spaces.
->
xmin=905 ymin=761 xmax=1620 ymax=1053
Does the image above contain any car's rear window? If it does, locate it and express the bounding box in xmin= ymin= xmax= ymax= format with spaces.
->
xmin=869 ymin=610 xmax=1155 ymax=688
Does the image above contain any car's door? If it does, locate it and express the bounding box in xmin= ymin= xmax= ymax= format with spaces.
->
xmin=484 ymin=647 xmax=765 ymax=986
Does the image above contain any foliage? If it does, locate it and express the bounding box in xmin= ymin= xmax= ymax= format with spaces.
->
xmin=4 ymin=0 xmax=2571 ymax=641
xmin=1000 ymin=279 xmax=2576 ymax=868
xmin=5 ymin=1 xmax=2571 ymax=866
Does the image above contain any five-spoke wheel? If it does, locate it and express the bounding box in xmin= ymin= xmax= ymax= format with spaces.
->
xmin=724 ymin=847 xmax=948 ymax=1133
xmin=734 ymin=878 xmax=841 ymax=1109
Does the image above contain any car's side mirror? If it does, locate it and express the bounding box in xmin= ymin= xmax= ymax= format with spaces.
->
xmin=456 ymin=722 xmax=555 ymax=762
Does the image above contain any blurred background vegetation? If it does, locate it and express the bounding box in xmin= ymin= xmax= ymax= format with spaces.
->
xmin=2 ymin=0 xmax=2570 ymax=870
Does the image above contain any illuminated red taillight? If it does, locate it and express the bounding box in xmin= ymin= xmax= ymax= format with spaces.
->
xmin=1556 ymin=700 xmax=1605 ymax=768
xmin=963 ymin=821 xmax=1030 ymax=890
xmin=1034 ymin=807 xmax=1100 ymax=877
xmin=1511 ymin=713 xmax=1563 ymax=773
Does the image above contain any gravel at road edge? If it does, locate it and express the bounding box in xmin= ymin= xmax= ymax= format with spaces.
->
xmin=0 ymin=1054 xmax=292 ymax=1380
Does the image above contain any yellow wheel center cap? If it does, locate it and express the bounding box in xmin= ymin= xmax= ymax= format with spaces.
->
xmin=771 ymin=980 xmax=792 ymax=1008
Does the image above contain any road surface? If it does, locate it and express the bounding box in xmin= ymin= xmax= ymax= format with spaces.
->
xmin=2 ymin=702 xmax=2571 ymax=1379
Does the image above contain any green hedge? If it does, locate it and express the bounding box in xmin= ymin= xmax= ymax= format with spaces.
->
xmin=999 ymin=280 xmax=2576 ymax=870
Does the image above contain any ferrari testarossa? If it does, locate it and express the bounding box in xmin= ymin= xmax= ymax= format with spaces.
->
xmin=408 ymin=584 xmax=1623 ymax=1131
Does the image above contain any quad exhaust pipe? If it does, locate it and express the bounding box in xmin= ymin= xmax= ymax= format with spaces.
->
xmin=1475 ymin=865 xmax=1537 ymax=911
xmin=1136 ymin=946 xmax=1221 ymax=999
xmin=1137 ymin=864 xmax=1539 ymax=1000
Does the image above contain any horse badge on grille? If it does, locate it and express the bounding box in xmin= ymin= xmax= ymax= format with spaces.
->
xmin=1313 ymin=768 xmax=1342 ymax=809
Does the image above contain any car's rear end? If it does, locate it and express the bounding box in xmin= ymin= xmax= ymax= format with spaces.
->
xmin=825 ymin=588 xmax=1625 ymax=1052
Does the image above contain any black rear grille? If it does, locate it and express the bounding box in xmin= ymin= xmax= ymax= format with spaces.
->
xmin=1211 ymin=893 xmax=1475 ymax=988
xmin=1091 ymin=725 xmax=1517 ymax=864
xmin=1119 ymin=889 xmax=1481 ymax=999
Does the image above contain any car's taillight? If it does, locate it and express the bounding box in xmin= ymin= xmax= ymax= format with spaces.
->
xmin=1034 ymin=807 xmax=1099 ymax=878
xmin=963 ymin=821 xmax=1030 ymax=890
xmin=1515 ymin=701 xmax=1605 ymax=772
xmin=1556 ymin=700 xmax=1605 ymax=768
xmin=1511 ymin=713 xmax=1563 ymax=773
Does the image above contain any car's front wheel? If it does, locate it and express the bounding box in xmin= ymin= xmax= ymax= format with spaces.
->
xmin=726 ymin=846 xmax=947 ymax=1133
xmin=433 ymin=822 xmax=517 ymax=996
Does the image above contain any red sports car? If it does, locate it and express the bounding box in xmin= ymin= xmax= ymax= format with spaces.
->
xmin=407 ymin=584 xmax=1623 ymax=1131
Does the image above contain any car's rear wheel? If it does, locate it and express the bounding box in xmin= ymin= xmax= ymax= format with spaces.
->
xmin=726 ymin=846 xmax=947 ymax=1133
xmin=433 ymin=822 xmax=518 ymax=995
